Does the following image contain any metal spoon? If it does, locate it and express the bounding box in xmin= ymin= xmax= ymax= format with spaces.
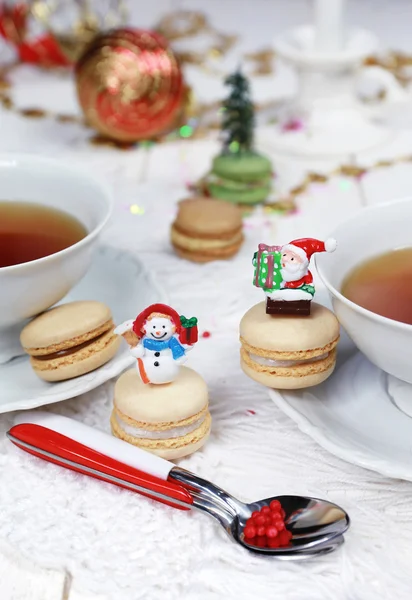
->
xmin=7 ymin=411 xmax=349 ymax=557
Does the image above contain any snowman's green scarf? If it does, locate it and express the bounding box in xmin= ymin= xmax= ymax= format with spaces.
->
xmin=143 ymin=336 xmax=185 ymax=360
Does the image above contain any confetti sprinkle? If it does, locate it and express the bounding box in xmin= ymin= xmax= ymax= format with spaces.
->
xmin=229 ymin=140 xmax=240 ymax=152
xmin=202 ymin=331 xmax=211 ymax=338
xmin=281 ymin=119 xmax=304 ymax=133
xmin=338 ymin=180 xmax=352 ymax=191
xmin=246 ymin=410 xmax=256 ymax=415
xmin=179 ymin=124 xmax=193 ymax=138
xmin=129 ymin=204 xmax=145 ymax=215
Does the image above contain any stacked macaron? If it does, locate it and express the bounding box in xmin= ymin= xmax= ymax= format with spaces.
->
xmin=20 ymin=301 xmax=121 ymax=382
xmin=111 ymin=366 xmax=211 ymax=459
xmin=205 ymin=152 xmax=273 ymax=206
xmin=171 ymin=197 xmax=243 ymax=262
xmin=240 ymin=302 xmax=340 ymax=389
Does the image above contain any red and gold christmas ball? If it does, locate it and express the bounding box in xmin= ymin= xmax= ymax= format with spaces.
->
xmin=75 ymin=28 xmax=185 ymax=142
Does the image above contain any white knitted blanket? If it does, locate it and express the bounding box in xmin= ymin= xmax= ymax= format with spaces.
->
xmin=2 ymin=168 xmax=412 ymax=600
xmin=3 ymin=0 xmax=412 ymax=594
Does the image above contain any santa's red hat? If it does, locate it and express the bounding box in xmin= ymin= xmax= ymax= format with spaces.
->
xmin=132 ymin=303 xmax=182 ymax=339
xmin=281 ymin=238 xmax=337 ymax=262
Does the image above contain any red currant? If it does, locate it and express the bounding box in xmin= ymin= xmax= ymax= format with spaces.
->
xmin=265 ymin=525 xmax=278 ymax=538
xmin=243 ymin=525 xmax=256 ymax=539
xmin=274 ymin=520 xmax=285 ymax=531
xmin=251 ymin=511 xmax=260 ymax=520
xmin=278 ymin=530 xmax=290 ymax=546
xmin=254 ymin=515 xmax=265 ymax=526
xmin=261 ymin=506 xmax=271 ymax=515
xmin=281 ymin=508 xmax=286 ymax=519
xmin=268 ymin=537 xmax=280 ymax=548
xmin=256 ymin=526 xmax=266 ymax=537
xmin=270 ymin=500 xmax=282 ymax=512
xmin=254 ymin=536 xmax=267 ymax=548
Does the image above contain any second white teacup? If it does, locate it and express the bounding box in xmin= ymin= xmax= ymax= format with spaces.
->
xmin=316 ymin=197 xmax=412 ymax=384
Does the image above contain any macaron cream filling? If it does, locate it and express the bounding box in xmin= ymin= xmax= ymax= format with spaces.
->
xmin=248 ymin=352 xmax=329 ymax=368
xmin=171 ymin=226 xmax=243 ymax=251
xmin=114 ymin=413 xmax=206 ymax=440
xmin=32 ymin=328 xmax=114 ymax=360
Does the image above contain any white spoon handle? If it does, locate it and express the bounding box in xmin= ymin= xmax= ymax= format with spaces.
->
xmin=13 ymin=410 xmax=173 ymax=481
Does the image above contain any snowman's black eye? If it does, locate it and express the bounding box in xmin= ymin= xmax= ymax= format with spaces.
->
xmin=153 ymin=325 xmax=156 ymax=329
xmin=283 ymin=253 xmax=286 ymax=257
xmin=291 ymin=257 xmax=294 ymax=261
xmin=162 ymin=325 xmax=165 ymax=328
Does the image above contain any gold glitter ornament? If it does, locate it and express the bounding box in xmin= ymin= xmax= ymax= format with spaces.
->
xmin=75 ymin=27 xmax=185 ymax=142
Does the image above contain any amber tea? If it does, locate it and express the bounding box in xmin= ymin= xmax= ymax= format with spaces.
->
xmin=341 ymin=247 xmax=412 ymax=325
xmin=0 ymin=201 xmax=87 ymax=268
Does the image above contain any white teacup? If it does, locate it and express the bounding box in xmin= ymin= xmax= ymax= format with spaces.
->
xmin=316 ymin=197 xmax=412 ymax=384
xmin=0 ymin=154 xmax=112 ymax=363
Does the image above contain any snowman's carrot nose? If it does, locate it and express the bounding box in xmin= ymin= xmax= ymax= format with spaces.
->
xmin=156 ymin=331 xmax=160 ymax=335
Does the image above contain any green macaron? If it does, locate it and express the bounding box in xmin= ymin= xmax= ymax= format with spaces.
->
xmin=212 ymin=152 xmax=272 ymax=182
xmin=207 ymin=151 xmax=273 ymax=205
xmin=207 ymin=174 xmax=272 ymax=204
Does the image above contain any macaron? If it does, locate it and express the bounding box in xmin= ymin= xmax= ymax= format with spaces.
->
xmin=20 ymin=301 xmax=121 ymax=382
xmin=171 ymin=197 xmax=244 ymax=262
xmin=206 ymin=152 xmax=272 ymax=205
xmin=239 ymin=302 xmax=340 ymax=389
xmin=111 ymin=366 xmax=211 ymax=459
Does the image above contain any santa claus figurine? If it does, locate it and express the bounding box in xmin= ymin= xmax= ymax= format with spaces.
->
xmin=114 ymin=303 xmax=198 ymax=385
xmin=253 ymin=238 xmax=337 ymax=315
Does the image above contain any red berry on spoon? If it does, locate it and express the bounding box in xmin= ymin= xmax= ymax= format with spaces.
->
xmin=265 ymin=525 xmax=278 ymax=538
xmin=270 ymin=500 xmax=282 ymax=512
xmin=244 ymin=525 xmax=256 ymax=539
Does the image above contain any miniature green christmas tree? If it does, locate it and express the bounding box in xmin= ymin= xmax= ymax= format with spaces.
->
xmin=221 ymin=69 xmax=255 ymax=154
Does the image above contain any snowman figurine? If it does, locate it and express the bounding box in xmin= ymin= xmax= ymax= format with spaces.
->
xmin=114 ymin=303 xmax=198 ymax=385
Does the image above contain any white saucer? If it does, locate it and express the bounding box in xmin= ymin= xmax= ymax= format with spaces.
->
xmin=0 ymin=246 xmax=166 ymax=414
xmin=268 ymin=291 xmax=412 ymax=482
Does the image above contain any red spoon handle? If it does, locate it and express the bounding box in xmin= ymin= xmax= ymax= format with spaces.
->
xmin=8 ymin=423 xmax=193 ymax=510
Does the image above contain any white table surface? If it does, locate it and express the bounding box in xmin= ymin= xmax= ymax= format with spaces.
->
xmin=1 ymin=1 xmax=412 ymax=599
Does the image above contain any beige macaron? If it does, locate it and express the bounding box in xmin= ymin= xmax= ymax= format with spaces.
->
xmin=111 ymin=366 xmax=211 ymax=460
xmin=239 ymin=302 xmax=340 ymax=389
xmin=20 ymin=301 xmax=121 ymax=382
xmin=171 ymin=197 xmax=244 ymax=262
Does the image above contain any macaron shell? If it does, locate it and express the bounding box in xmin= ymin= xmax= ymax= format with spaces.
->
xmin=241 ymin=346 xmax=337 ymax=383
xmin=171 ymin=225 xmax=243 ymax=251
xmin=21 ymin=301 xmax=113 ymax=351
xmin=30 ymin=330 xmax=121 ymax=382
xmin=212 ymin=152 xmax=272 ymax=181
xmin=171 ymin=224 xmax=244 ymax=262
xmin=174 ymin=241 xmax=243 ymax=262
xmin=241 ymin=357 xmax=336 ymax=389
xmin=208 ymin=181 xmax=271 ymax=204
xmin=111 ymin=410 xmax=211 ymax=460
xmin=240 ymin=302 xmax=340 ymax=356
xmin=114 ymin=366 xmax=208 ymax=423
xmin=173 ymin=197 xmax=243 ymax=237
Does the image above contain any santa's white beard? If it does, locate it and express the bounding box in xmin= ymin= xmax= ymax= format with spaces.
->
xmin=281 ymin=261 xmax=308 ymax=282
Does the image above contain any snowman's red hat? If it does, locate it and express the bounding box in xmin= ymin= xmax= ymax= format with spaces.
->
xmin=282 ymin=238 xmax=337 ymax=263
xmin=132 ymin=303 xmax=181 ymax=340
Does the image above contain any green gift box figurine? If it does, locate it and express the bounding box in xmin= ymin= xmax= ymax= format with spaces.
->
xmin=253 ymin=238 xmax=337 ymax=316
